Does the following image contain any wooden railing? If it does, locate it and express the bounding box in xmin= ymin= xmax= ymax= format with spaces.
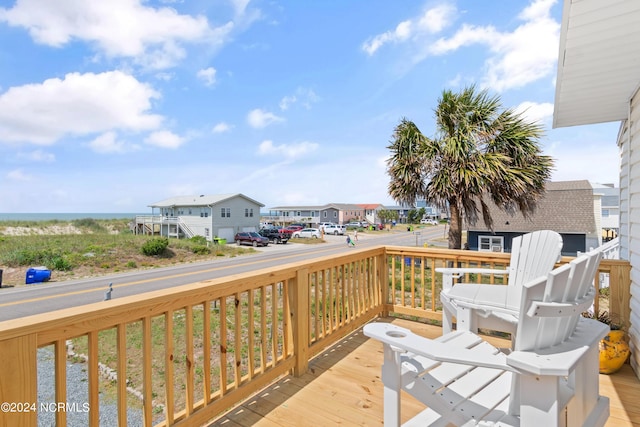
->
xmin=0 ymin=246 xmax=630 ymax=426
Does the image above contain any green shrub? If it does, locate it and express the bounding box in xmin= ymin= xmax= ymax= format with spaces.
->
xmin=191 ymin=245 xmax=211 ymax=255
xmin=190 ymin=235 xmax=207 ymax=245
xmin=141 ymin=238 xmax=169 ymax=256
xmin=51 ymin=256 xmax=73 ymax=271
xmin=126 ymin=260 xmax=137 ymax=268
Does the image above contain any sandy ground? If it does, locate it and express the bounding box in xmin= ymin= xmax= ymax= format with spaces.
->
xmin=0 ymin=224 xmax=84 ymax=236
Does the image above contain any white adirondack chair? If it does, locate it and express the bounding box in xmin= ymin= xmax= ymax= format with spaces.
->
xmin=437 ymin=230 xmax=563 ymax=336
xmin=364 ymin=249 xmax=608 ymax=427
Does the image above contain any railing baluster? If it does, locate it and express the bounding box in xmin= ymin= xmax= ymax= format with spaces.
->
xmin=203 ymin=301 xmax=211 ymax=404
xmin=234 ymin=293 xmax=242 ymax=388
xmin=248 ymin=290 xmax=255 ymax=378
xmin=116 ymin=323 xmax=128 ymax=426
xmin=185 ymin=305 xmax=194 ymax=414
xmin=220 ymin=298 xmax=228 ymax=395
xmin=88 ymin=330 xmax=99 ymax=427
xmin=55 ymin=339 xmax=67 ymax=427
xmin=164 ymin=311 xmax=175 ymax=423
xmin=142 ymin=317 xmax=152 ymax=427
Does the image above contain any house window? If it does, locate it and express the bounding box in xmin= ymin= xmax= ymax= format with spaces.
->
xmin=250 ymin=208 xmax=253 ymax=217
xmin=333 ymin=212 xmax=337 ymax=218
xmin=296 ymin=211 xmax=301 ymax=216
xmin=323 ymin=212 xmax=327 ymax=218
xmin=244 ymin=208 xmax=254 ymax=217
xmin=479 ymin=235 xmax=504 ymax=252
xmin=221 ymin=207 xmax=230 ymax=218
xmin=205 ymin=228 xmax=209 ymax=237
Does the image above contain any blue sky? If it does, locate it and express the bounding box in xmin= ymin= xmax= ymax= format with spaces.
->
xmin=0 ymin=0 xmax=621 ymax=213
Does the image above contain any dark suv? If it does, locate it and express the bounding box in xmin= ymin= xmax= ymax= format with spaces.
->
xmin=234 ymin=232 xmax=269 ymax=247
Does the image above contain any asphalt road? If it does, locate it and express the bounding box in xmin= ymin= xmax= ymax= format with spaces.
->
xmin=0 ymin=226 xmax=447 ymax=322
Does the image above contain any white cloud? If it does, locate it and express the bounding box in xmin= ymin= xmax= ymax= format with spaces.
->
xmin=429 ymin=0 xmax=559 ymax=91
xmin=279 ymin=95 xmax=296 ymax=111
xmin=144 ymin=130 xmax=185 ymax=149
xmin=0 ymin=71 xmax=163 ymax=145
xmin=514 ymin=101 xmax=554 ymax=126
xmin=7 ymin=169 xmax=32 ymax=181
xmin=0 ymin=0 xmax=234 ymax=70
xmin=362 ymin=3 xmax=455 ymax=55
xmin=17 ymin=149 xmax=55 ymax=162
xmin=89 ymin=131 xmax=131 ymax=154
xmin=197 ymin=67 xmax=217 ymax=87
xmin=279 ymin=87 xmax=319 ymax=111
xmin=247 ymin=108 xmax=284 ymax=128
xmin=258 ymin=139 xmax=318 ymax=159
xmin=362 ymin=0 xmax=559 ymax=92
xmin=212 ymin=122 xmax=232 ymax=133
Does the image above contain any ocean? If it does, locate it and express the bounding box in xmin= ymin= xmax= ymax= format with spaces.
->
xmin=0 ymin=213 xmax=146 ymax=222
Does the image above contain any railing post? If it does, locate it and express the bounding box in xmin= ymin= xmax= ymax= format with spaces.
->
xmin=290 ymin=268 xmax=310 ymax=376
xmin=379 ymin=252 xmax=389 ymax=317
xmin=0 ymin=335 xmax=38 ymax=427
xmin=608 ymin=262 xmax=632 ymax=329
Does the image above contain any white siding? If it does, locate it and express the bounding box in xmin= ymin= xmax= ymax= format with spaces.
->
xmin=621 ymin=89 xmax=640 ymax=373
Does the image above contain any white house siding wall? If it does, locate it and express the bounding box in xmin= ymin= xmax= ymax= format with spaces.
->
xmin=620 ymin=90 xmax=640 ymax=374
xmin=216 ymin=197 xmax=261 ymax=235
xmin=179 ymin=216 xmax=213 ymax=239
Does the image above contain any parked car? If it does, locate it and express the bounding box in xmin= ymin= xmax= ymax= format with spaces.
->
xmin=323 ymin=224 xmax=346 ymax=235
xmin=292 ymin=228 xmax=321 ymax=239
xmin=258 ymin=227 xmax=290 ymax=244
xmin=318 ymin=222 xmax=334 ymax=231
xmin=420 ymin=219 xmax=439 ymax=225
xmin=234 ymin=231 xmax=269 ymax=247
xmin=345 ymin=222 xmax=366 ymax=229
xmin=285 ymin=225 xmax=304 ymax=232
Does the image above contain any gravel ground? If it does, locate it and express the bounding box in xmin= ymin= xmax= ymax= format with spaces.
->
xmin=37 ymin=347 xmax=144 ymax=426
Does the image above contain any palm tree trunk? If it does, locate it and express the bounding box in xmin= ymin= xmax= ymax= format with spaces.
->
xmin=448 ymin=199 xmax=462 ymax=249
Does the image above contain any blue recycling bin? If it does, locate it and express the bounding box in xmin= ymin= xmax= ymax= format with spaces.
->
xmin=26 ymin=267 xmax=51 ymax=284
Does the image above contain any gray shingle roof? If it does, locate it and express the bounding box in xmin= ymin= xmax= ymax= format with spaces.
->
xmin=467 ymin=180 xmax=596 ymax=234
xmin=149 ymin=193 xmax=263 ymax=208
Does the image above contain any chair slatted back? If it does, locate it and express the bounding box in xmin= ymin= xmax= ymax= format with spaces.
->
xmin=513 ymin=250 xmax=602 ymax=352
xmin=507 ymin=230 xmax=563 ymax=287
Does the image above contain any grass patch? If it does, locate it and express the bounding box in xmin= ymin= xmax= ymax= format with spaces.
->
xmin=0 ymin=219 xmax=251 ymax=286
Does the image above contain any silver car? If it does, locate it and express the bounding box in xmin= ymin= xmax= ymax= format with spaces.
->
xmin=292 ymin=228 xmax=321 ymax=238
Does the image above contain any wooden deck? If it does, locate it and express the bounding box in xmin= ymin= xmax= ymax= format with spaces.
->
xmin=208 ymin=318 xmax=640 ymax=427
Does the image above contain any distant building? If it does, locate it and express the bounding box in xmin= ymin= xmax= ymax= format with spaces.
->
xmin=466 ymin=180 xmax=600 ymax=256
xmin=134 ymin=193 xmax=263 ymax=241
xmin=592 ymin=183 xmax=620 ymax=241
xmin=264 ymin=203 xmax=368 ymax=226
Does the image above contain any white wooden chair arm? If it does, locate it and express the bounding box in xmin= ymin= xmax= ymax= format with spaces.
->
xmin=507 ymin=318 xmax=609 ymax=376
xmin=526 ymin=288 xmax=596 ymax=318
xmin=364 ymin=323 xmax=510 ymax=371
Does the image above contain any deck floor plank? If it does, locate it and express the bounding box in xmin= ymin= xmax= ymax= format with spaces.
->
xmin=207 ymin=318 xmax=640 ymax=427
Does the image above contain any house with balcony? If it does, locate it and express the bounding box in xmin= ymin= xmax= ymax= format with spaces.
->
xmin=467 ymin=180 xmax=600 ymax=256
xmin=265 ymin=203 xmax=367 ymax=226
xmin=553 ymin=0 xmax=640 ymax=377
xmin=356 ymin=203 xmax=385 ymax=225
xmin=133 ymin=193 xmax=263 ymax=241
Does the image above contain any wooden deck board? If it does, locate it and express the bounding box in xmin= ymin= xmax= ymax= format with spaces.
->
xmin=207 ymin=318 xmax=640 ymax=427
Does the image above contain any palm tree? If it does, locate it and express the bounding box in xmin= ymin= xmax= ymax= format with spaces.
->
xmin=387 ymin=85 xmax=554 ymax=249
